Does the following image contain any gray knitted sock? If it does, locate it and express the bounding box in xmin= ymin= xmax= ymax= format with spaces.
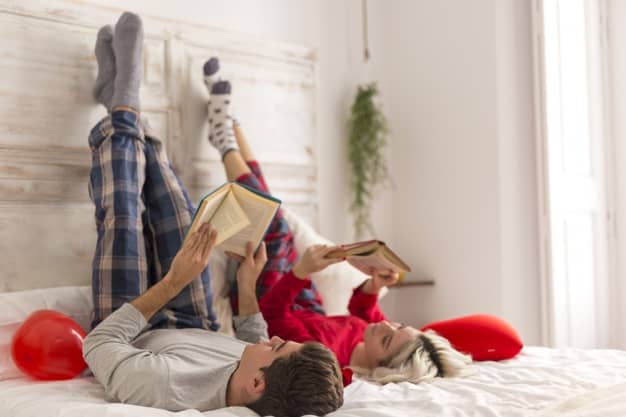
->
xmin=111 ymin=12 xmax=143 ymax=111
xmin=208 ymin=81 xmax=238 ymax=158
xmin=93 ymin=25 xmax=115 ymax=112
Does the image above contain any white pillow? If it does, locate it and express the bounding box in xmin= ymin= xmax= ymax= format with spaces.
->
xmin=281 ymin=207 xmax=386 ymax=316
xmin=0 ymin=286 xmax=92 ymax=380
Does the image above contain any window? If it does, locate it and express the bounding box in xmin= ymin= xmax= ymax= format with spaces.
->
xmin=532 ymin=0 xmax=612 ymax=348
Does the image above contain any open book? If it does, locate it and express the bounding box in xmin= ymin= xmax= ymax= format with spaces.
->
xmin=187 ymin=182 xmax=281 ymax=257
xmin=326 ymin=240 xmax=411 ymax=275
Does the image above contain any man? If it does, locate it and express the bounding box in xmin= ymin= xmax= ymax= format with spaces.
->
xmin=82 ymin=12 xmax=343 ymax=417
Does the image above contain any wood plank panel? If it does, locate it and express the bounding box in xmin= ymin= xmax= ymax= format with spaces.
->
xmin=0 ymin=0 xmax=319 ymax=292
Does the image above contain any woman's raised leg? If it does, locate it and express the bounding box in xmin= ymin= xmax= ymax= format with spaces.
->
xmin=203 ymin=62 xmax=324 ymax=314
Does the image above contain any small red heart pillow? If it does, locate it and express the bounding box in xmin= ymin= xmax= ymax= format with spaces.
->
xmin=421 ymin=314 xmax=523 ymax=361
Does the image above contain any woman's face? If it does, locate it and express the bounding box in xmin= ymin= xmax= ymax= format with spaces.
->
xmin=362 ymin=321 xmax=419 ymax=367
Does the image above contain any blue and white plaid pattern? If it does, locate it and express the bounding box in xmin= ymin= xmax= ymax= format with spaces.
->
xmin=88 ymin=110 xmax=218 ymax=331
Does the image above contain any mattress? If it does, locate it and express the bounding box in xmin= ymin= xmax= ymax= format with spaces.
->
xmin=2 ymin=346 xmax=626 ymax=417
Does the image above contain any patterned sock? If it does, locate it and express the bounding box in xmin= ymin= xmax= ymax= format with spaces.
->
xmin=203 ymin=57 xmax=239 ymax=128
xmin=203 ymin=57 xmax=220 ymax=93
xmin=111 ymin=12 xmax=143 ymax=111
xmin=93 ymin=25 xmax=115 ymax=112
xmin=208 ymin=80 xmax=238 ymax=158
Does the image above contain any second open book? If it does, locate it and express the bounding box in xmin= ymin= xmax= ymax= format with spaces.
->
xmin=186 ymin=182 xmax=281 ymax=257
xmin=326 ymin=240 xmax=412 ymax=275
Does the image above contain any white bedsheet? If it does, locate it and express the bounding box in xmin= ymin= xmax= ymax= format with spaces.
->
xmin=2 ymin=347 xmax=626 ymax=417
xmin=537 ymin=381 xmax=626 ymax=417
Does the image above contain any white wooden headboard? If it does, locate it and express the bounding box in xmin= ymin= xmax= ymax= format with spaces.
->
xmin=0 ymin=0 xmax=318 ymax=292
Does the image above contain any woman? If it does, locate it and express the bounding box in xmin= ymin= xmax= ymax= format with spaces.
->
xmin=257 ymin=247 xmax=472 ymax=383
xmin=203 ymin=58 xmax=472 ymax=384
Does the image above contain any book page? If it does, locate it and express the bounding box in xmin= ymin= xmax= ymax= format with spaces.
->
xmin=187 ymin=185 xmax=230 ymax=237
xmin=211 ymin=190 xmax=251 ymax=246
xmin=220 ymin=184 xmax=280 ymax=257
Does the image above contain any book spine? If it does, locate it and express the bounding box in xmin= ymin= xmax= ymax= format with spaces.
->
xmin=234 ymin=181 xmax=282 ymax=204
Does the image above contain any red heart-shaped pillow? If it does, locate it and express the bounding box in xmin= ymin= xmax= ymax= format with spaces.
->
xmin=421 ymin=314 xmax=523 ymax=361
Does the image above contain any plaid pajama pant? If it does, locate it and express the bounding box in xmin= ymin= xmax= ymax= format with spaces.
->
xmin=88 ymin=110 xmax=218 ymax=331
xmin=88 ymin=110 xmax=324 ymax=331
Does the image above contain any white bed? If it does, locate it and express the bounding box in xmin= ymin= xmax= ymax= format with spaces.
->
xmin=2 ymin=347 xmax=626 ymax=417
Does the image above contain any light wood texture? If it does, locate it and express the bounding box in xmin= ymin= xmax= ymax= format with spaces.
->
xmin=0 ymin=0 xmax=318 ymax=292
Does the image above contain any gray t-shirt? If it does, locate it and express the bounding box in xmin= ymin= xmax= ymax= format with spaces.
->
xmin=83 ymin=303 xmax=267 ymax=411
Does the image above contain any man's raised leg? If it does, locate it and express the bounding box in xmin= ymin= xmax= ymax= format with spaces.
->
xmin=88 ymin=109 xmax=150 ymax=329
xmin=90 ymin=12 xmax=218 ymax=330
xmin=89 ymin=13 xmax=150 ymax=328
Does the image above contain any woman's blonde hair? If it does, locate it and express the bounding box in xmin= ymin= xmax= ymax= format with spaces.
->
xmin=352 ymin=330 xmax=473 ymax=384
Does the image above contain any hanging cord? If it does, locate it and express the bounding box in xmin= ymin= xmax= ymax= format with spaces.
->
xmin=362 ymin=0 xmax=370 ymax=62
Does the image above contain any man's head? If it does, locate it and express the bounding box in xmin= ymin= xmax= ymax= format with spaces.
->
xmin=231 ymin=336 xmax=343 ymax=417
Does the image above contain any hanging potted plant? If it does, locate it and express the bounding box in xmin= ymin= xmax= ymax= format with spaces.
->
xmin=347 ymin=82 xmax=390 ymax=239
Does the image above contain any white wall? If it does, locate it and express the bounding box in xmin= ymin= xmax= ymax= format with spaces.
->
xmin=494 ymin=0 xmax=541 ymax=346
xmin=87 ymin=0 xmax=367 ymax=243
xmin=377 ymin=0 xmax=541 ymax=345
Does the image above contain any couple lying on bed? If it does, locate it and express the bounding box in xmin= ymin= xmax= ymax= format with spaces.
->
xmin=83 ymin=11 xmax=471 ymax=417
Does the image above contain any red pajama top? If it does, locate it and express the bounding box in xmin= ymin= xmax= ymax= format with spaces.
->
xmin=259 ymin=272 xmax=387 ymax=367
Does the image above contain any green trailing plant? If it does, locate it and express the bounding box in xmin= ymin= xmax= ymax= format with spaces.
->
xmin=347 ymin=83 xmax=390 ymax=239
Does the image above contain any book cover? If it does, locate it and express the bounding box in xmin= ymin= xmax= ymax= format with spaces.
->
xmin=327 ymin=240 xmax=411 ymax=275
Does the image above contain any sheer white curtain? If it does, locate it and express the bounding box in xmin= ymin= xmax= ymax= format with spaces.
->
xmin=607 ymin=0 xmax=626 ymax=349
xmin=532 ymin=0 xmax=614 ymax=348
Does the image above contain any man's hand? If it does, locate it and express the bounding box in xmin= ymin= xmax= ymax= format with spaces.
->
xmin=226 ymin=242 xmax=268 ymax=317
xmin=292 ymin=244 xmax=344 ymax=279
xmin=165 ymin=223 xmax=217 ymax=294
xmin=361 ymin=270 xmax=400 ymax=294
xmin=132 ymin=223 xmax=217 ymax=321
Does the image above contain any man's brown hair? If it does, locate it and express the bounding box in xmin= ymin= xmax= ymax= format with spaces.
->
xmin=247 ymin=342 xmax=344 ymax=417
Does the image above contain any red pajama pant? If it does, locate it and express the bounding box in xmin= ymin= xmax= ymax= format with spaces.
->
xmin=230 ymin=161 xmax=325 ymax=316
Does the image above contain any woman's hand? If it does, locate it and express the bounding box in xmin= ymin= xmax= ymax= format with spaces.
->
xmin=226 ymin=241 xmax=268 ymax=293
xmin=165 ymin=223 xmax=217 ymax=293
xmin=362 ymin=270 xmax=400 ymax=294
xmin=292 ymin=244 xmax=344 ymax=279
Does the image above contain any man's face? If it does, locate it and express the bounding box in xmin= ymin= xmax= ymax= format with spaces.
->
xmin=363 ymin=321 xmax=419 ymax=366
xmin=238 ymin=336 xmax=302 ymax=376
